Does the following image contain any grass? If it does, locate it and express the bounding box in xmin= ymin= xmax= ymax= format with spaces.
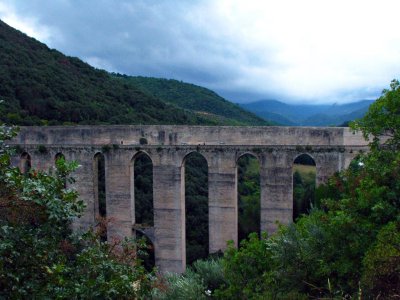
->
xmin=293 ymin=164 xmax=316 ymax=182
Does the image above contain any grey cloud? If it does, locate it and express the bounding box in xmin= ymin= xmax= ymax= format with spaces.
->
xmin=2 ymin=0 xmax=393 ymax=103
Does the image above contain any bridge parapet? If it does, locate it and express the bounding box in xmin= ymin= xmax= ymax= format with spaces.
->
xmin=8 ymin=126 xmax=369 ymax=273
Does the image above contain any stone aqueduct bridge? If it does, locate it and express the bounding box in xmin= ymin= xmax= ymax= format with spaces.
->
xmin=10 ymin=125 xmax=368 ymax=273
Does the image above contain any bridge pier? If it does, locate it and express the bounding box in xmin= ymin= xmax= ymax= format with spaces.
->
xmin=260 ymin=151 xmax=293 ymax=234
xmin=69 ymin=149 xmax=98 ymax=232
xmin=153 ymin=158 xmax=186 ymax=274
xmin=208 ymin=152 xmax=238 ymax=252
xmin=105 ymin=151 xmax=133 ymax=241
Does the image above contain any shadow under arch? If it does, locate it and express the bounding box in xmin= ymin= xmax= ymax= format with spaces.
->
xmin=131 ymin=151 xmax=154 ymax=227
xmin=20 ymin=152 xmax=31 ymax=175
xmin=93 ymin=152 xmax=107 ymax=241
xmin=182 ymin=151 xmax=209 ymax=265
xmin=131 ymin=151 xmax=155 ymax=270
xmin=136 ymin=231 xmax=155 ymax=272
xmin=292 ymin=153 xmax=316 ymax=221
xmin=236 ymin=153 xmax=260 ymax=243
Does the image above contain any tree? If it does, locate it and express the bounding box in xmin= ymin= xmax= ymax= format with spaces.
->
xmin=0 ymin=125 xmax=152 ymax=298
xmin=352 ymin=79 xmax=400 ymax=149
xmin=214 ymin=80 xmax=400 ymax=298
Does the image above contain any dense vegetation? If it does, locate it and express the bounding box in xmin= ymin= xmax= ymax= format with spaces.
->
xmin=156 ymin=80 xmax=400 ymax=299
xmin=134 ymin=153 xmax=154 ymax=227
xmin=0 ymin=127 xmax=152 ymax=298
xmin=293 ymin=155 xmax=316 ymax=221
xmin=184 ymin=153 xmax=209 ymax=265
xmin=123 ymin=76 xmax=269 ymax=126
xmin=237 ymin=155 xmax=260 ymax=242
xmin=0 ymin=20 xmax=267 ymax=126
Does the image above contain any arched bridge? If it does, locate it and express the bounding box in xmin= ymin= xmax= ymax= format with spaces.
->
xmin=9 ymin=125 xmax=368 ymax=273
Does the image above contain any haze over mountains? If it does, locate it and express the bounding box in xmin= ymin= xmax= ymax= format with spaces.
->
xmin=241 ymin=99 xmax=374 ymax=126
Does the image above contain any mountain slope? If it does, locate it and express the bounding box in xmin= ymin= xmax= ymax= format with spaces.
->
xmin=241 ymin=99 xmax=374 ymax=126
xmin=0 ymin=20 xmax=267 ymax=126
xmin=117 ymin=76 xmax=269 ymax=126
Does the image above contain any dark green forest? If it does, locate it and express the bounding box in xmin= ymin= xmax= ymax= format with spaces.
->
xmin=123 ymin=76 xmax=268 ymax=126
xmin=0 ymin=19 xmax=267 ymax=127
xmin=237 ymin=155 xmax=260 ymax=242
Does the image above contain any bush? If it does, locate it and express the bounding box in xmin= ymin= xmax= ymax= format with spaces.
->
xmin=192 ymin=259 xmax=225 ymax=292
xmin=361 ymin=221 xmax=400 ymax=298
xmin=152 ymin=270 xmax=206 ymax=300
xmin=0 ymin=126 xmax=152 ymax=299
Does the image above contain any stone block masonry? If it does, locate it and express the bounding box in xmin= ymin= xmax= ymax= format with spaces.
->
xmin=9 ymin=126 xmax=368 ymax=273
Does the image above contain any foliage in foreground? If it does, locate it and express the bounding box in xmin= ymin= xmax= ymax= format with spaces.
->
xmin=0 ymin=125 xmax=151 ymax=299
xmin=213 ymin=80 xmax=400 ymax=299
xmin=152 ymin=258 xmax=225 ymax=299
xmin=157 ymin=80 xmax=400 ymax=299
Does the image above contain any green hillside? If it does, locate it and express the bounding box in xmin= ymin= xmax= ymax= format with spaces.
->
xmin=122 ymin=76 xmax=269 ymax=125
xmin=0 ymin=20 xmax=267 ymax=126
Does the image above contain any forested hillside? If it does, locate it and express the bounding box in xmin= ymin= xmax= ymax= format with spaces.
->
xmin=123 ymin=76 xmax=269 ymax=125
xmin=0 ymin=20 xmax=267 ymax=126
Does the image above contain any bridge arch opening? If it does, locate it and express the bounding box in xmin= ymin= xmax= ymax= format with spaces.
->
xmin=131 ymin=152 xmax=154 ymax=226
xmin=237 ymin=153 xmax=260 ymax=243
xmin=20 ymin=152 xmax=31 ymax=175
xmin=183 ymin=151 xmax=209 ymax=265
xmin=293 ymin=153 xmax=316 ymax=221
xmin=93 ymin=152 xmax=107 ymax=241
xmin=131 ymin=152 xmax=154 ymax=269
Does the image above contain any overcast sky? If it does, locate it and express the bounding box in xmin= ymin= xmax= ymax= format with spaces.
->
xmin=1 ymin=0 xmax=400 ymax=104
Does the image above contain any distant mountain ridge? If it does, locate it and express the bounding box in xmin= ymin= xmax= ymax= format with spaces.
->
xmin=240 ymin=99 xmax=374 ymax=126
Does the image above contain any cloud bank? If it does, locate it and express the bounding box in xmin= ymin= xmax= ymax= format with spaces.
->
xmin=1 ymin=0 xmax=400 ymax=103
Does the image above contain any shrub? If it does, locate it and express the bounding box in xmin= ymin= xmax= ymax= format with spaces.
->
xmin=0 ymin=126 xmax=152 ymax=299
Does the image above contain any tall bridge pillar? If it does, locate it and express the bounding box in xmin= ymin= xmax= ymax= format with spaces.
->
xmin=105 ymin=150 xmax=133 ymax=241
xmin=208 ymin=152 xmax=238 ymax=252
xmin=260 ymin=151 xmax=293 ymax=234
xmin=152 ymin=153 xmax=186 ymax=273
xmin=69 ymin=149 xmax=97 ymax=232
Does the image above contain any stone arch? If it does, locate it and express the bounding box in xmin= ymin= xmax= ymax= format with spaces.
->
xmin=292 ymin=153 xmax=316 ymax=221
xmin=130 ymin=151 xmax=154 ymax=226
xmin=20 ymin=152 xmax=31 ymax=174
xmin=130 ymin=151 xmax=155 ymax=269
xmin=182 ymin=151 xmax=209 ymax=265
xmin=236 ymin=152 xmax=261 ymax=242
xmin=236 ymin=151 xmax=261 ymax=164
xmin=93 ymin=152 xmax=107 ymax=241
xmin=293 ymin=153 xmax=317 ymax=167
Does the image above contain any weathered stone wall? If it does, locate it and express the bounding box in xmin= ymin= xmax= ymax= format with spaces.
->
xmin=8 ymin=126 xmax=369 ymax=273
xmin=12 ymin=125 xmax=363 ymax=146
